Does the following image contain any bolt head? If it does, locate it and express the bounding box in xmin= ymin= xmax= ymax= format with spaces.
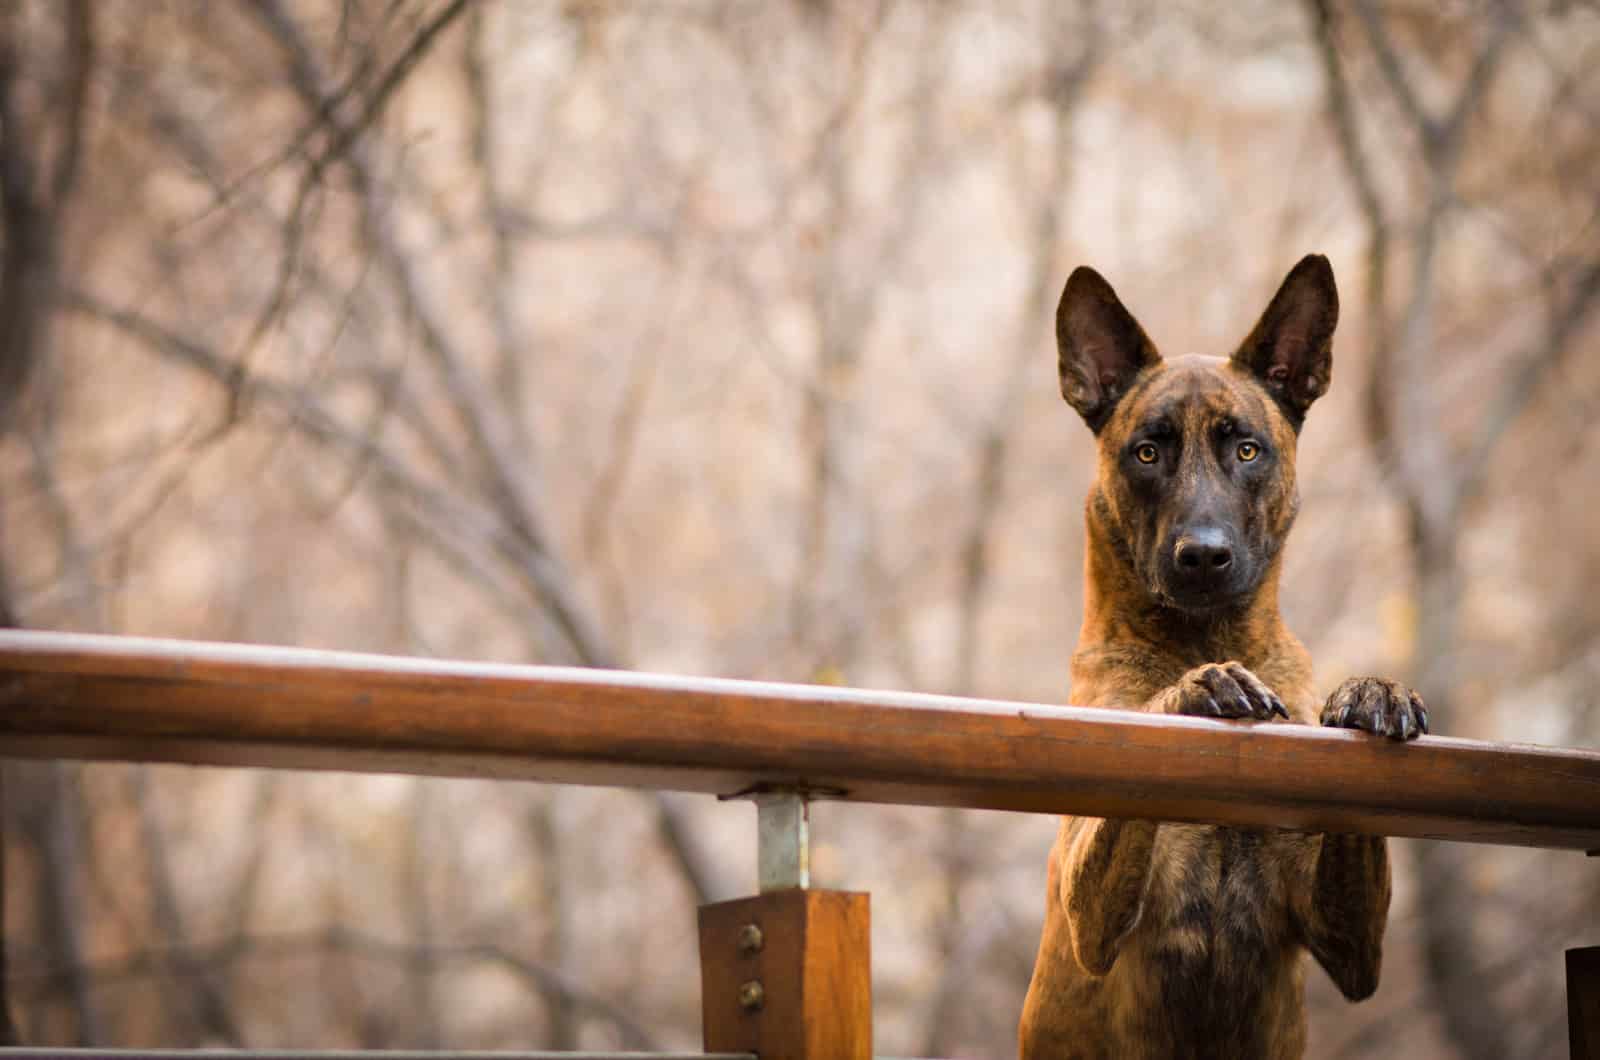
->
xmin=738 ymin=979 xmax=765 ymax=1011
xmin=737 ymin=923 xmax=764 ymax=954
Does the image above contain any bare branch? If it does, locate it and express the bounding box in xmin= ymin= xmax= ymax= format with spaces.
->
xmin=1335 ymin=0 xmax=1517 ymax=533
xmin=401 ymin=781 xmax=442 ymax=1050
xmin=461 ymin=3 xmax=531 ymax=442
xmin=12 ymin=764 xmax=99 ymax=1043
xmin=1355 ymin=0 xmax=1514 ymax=168
xmin=60 ymin=289 xmax=549 ymax=632
xmin=1438 ymin=7 xmax=1517 ymax=157
xmin=1307 ymin=0 xmax=1399 ymax=493
xmin=14 ymin=925 xmax=661 ymax=1050
xmin=523 ymin=793 xmax=574 ymax=1049
xmin=792 ymin=1 xmax=937 ymax=671
xmin=0 ymin=10 xmax=49 ymax=429
xmin=47 ymin=0 xmax=92 ymax=206
xmin=225 ymin=0 xmax=471 ymax=196
xmin=1457 ymin=256 xmax=1600 ymax=504
xmin=21 ymin=415 xmax=98 ymax=625
xmin=131 ymin=770 xmax=245 ymax=1046
xmin=248 ymin=0 xmax=617 ymax=669
xmin=0 ymin=6 xmax=97 ymax=1043
xmin=1353 ymin=0 xmax=1436 ymax=146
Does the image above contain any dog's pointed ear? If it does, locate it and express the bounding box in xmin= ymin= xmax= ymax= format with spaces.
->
xmin=1056 ymin=267 xmax=1162 ymax=433
xmin=1231 ymin=254 xmax=1338 ymax=428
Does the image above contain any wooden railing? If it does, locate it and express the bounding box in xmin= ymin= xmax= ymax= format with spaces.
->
xmin=1 ymin=630 xmax=1598 ymax=1059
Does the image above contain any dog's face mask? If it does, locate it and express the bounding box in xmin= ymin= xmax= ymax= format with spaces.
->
xmin=1055 ymin=256 xmax=1339 ymax=616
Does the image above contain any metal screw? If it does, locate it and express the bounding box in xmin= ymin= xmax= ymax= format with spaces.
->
xmin=738 ymin=979 xmax=765 ymax=1011
xmin=737 ymin=923 xmax=764 ymax=955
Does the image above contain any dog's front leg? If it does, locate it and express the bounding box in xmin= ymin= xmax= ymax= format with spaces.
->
xmin=1294 ymin=676 xmax=1427 ymax=999
xmin=1056 ymin=815 xmax=1160 ymax=975
xmin=1292 ymin=833 xmax=1391 ymax=1000
xmin=1057 ymin=661 xmax=1288 ymax=975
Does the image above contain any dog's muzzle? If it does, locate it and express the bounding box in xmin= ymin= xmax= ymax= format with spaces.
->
xmin=1160 ymin=526 xmax=1250 ymax=610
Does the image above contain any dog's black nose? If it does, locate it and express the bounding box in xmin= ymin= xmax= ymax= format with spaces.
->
xmin=1174 ymin=529 xmax=1233 ymax=574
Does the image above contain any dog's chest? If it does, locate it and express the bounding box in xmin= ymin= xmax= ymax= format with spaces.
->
xmin=1135 ymin=824 xmax=1292 ymax=1042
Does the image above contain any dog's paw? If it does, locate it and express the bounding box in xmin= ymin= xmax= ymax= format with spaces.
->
xmin=1166 ymin=662 xmax=1288 ymax=721
xmin=1321 ymin=677 xmax=1427 ymax=741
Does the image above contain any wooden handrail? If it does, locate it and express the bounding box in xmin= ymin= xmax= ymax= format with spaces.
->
xmin=1 ymin=631 xmax=1597 ymax=850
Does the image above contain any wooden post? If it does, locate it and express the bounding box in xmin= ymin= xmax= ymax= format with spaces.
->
xmin=699 ymin=888 xmax=871 ymax=1060
xmin=1571 ymin=946 xmax=1600 ymax=1060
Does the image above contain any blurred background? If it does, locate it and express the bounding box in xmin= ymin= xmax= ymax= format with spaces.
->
xmin=1 ymin=0 xmax=1597 ymax=1056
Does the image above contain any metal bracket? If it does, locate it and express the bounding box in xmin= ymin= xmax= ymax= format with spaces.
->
xmin=720 ymin=782 xmax=844 ymax=892
xmin=755 ymin=791 xmax=810 ymax=891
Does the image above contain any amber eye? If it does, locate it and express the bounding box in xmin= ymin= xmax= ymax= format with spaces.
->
xmin=1237 ymin=441 xmax=1261 ymax=462
xmin=1135 ymin=442 xmax=1159 ymax=464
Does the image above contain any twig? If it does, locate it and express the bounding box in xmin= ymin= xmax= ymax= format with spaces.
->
xmin=1456 ymin=255 xmax=1600 ymax=505
xmin=131 ymin=769 xmax=245 ymax=1046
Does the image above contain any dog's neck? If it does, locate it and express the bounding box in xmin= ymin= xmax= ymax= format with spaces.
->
xmin=1078 ymin=506 xmax=1289 ymax=669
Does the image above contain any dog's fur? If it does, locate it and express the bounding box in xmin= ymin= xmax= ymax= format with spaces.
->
xmin=1018 ymin=256 xmax=1427 ymax=1059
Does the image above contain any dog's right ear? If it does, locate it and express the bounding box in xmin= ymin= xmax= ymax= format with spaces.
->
xmin=1056 ymin=267 xmax=1162 ymax=433
xmin=1230 ymin=254 xmax=1338 ymax=428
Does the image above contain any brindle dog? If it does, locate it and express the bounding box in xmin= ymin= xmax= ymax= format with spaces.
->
xmin=1018 ymin=255 xmax=1427 ymax=1060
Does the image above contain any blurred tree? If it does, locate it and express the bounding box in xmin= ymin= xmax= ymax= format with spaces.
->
xmin=0 ymin=0 xmax=96 ymax=1044
xmin=1311 ymin=2 xmax=1600 ymax=1055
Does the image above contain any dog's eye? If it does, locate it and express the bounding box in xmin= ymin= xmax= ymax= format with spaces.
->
xmin=1237 ymin=441 xmax=1260 ymax=462
xmin=1135 ymin=443 xmax=1159 ymax=464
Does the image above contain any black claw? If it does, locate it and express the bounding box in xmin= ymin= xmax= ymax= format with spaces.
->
xmin=1359 ymin=689 xmax=1383 ymax=728
xmin=1395 ymin=711 xmax=1413 ymax=741
xmin=1410 ymin=694 xmax=1428 ymax=735
xmin=1272 ymin=700 xmax=1289 ymax=720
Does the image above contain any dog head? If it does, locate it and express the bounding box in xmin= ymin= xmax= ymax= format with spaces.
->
xmin=1056 ymin=254 xmax=1338 ymax=615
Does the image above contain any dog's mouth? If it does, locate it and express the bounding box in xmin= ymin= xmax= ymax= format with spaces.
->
xmin=1151 ymin=571 xmax=1255 ymax=616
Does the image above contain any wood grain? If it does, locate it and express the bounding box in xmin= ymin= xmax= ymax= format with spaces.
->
xmin=699 ymin=890 xmax=870 ymax=1060
xmin=2 ymin=631 xmax=1599 ymax=849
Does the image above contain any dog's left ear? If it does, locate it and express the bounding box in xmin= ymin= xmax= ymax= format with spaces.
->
xmin=1056 ymin=266 xmax=1162 ymax=433
xmin=1231 ymin=254 xmax=1338 ymax=427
